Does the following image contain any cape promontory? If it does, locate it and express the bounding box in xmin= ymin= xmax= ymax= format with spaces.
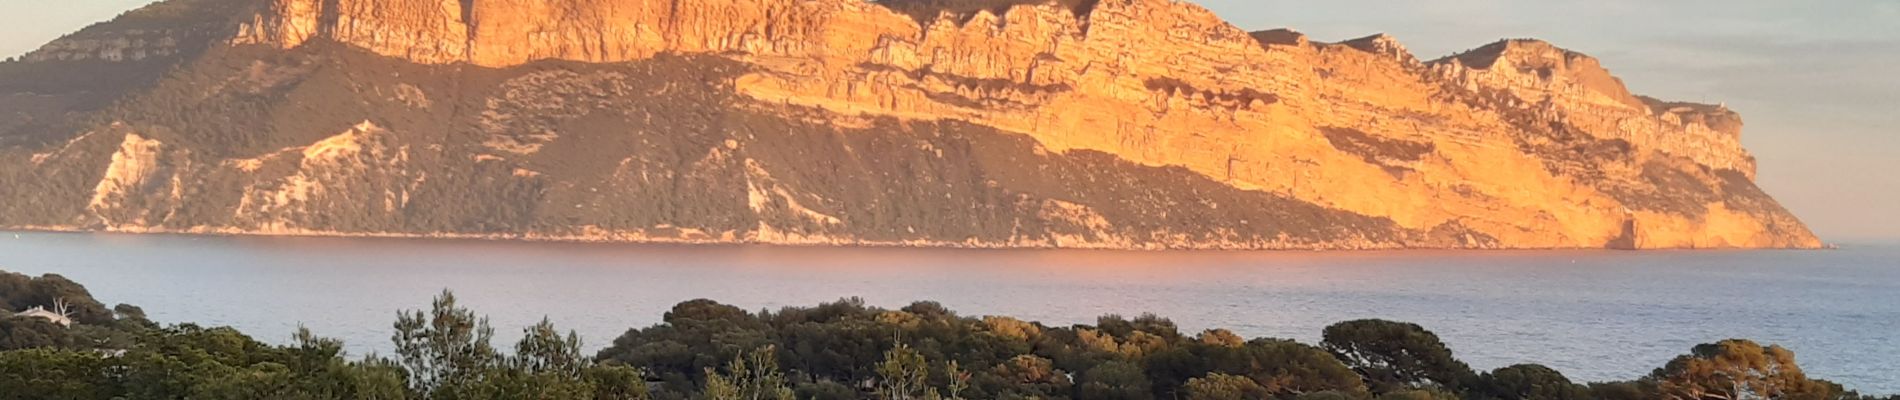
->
xmin=0 ymin=0 xmax=1820 ymax=249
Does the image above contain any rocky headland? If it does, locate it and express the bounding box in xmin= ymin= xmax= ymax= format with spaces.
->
xmin=0 ymin=0 xmax=1821 ymax=249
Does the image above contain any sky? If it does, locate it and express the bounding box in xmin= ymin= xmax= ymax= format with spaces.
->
xmin=2 ymin=0 xmax=1897 ymax=243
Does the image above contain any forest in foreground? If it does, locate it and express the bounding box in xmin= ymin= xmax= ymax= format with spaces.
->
xmin=1 ymin=269 xmax=1891 ymax=400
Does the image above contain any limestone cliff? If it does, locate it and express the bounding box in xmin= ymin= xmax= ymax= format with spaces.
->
xmin=0 ymin=0 xmax=1820 ymax=249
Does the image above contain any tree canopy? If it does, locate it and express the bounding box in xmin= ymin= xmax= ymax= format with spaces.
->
xmin=1321 ymin=319 xmax=1476 ymax=393
xmin=2 ymin=270 xmax=1894 ymax=400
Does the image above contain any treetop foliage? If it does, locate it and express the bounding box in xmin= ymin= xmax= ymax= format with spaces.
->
xmin=2 ymin=270 xmax=1894 ymax=400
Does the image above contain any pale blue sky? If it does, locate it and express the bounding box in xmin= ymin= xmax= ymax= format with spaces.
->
xmin=4 ymin=0 xmax=1896 ymax=242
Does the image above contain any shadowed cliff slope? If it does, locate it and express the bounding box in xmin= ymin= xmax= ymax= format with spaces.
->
xmin=0 ymin=0 xmax=1820 ymax=249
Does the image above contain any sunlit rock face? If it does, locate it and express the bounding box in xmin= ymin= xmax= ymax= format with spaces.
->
xmin=0 ymin=0 xmax=1820 ymax=249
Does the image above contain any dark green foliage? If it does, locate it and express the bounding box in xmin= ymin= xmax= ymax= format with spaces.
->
xmin=0 ymin=276 xmax=650 ymax=400
xmin=982 ymin=354 xmax=1072 ymax=399
xmin=1229 ymin=339 xmax=1369 ymax=397
xmin=1147 ymin=335 xmax=1368 ymax=398
xmin=1183 ymin=372 xmax=1269 ymax=400
xmin=795 ymin=380 xmax=857 ymax=400
xmin=283 ymin=328 xmax=411 ymax=400
xmin=1587 ymin=381 xmax=1657 ymax=400
xmin=386 ymin=291 xmax=657 ymax=400
xmin=598 ymin=298 xmax=775 ymax=389
xmin=703 ymin=346 xmax=795 ymax=400
xmin=477 ymin=318 xmax=610 ymax=400
xmin=877 ymin=344 xmax=935 ymax=400
xmin=0 ymin=272 xmax=113 ymax=325
xmin=3 ymin=271 xmax=1894 ymax=399
xmin=1470 ymin=364 xmax=1589 ymax=400
xmin=1295 ymin=391 xmax=1361 ymax=400
xmin=0 ymin=317 xmax=76 ymax=350
xmin=394 ymin=290 xmax=500 ymax=399
xmin=596 ymin=297 xmax=1382 ymax=400
xmin=1373 ymin=388 xmax=1460 ymax=400
xmin=1078 ymin=361 xmax=1153 ymax=400
xmin=1322 ymin=319 xmax=1476 ymax=393
xmin=0 ymin=348 xmax=121 ymax=399
xmin=0 ymin=272 xmax=159 ymax=353
xmin=112 ymin=303 xmax=151 ymax=325
xmin=588 ymin=364 xmax=654 ymax=400
xmin=0 ymin=323 xmax=412 ymax=400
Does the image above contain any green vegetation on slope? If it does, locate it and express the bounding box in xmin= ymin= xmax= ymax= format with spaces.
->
xmin=0 ymin=269 xmax=1891 ymax=400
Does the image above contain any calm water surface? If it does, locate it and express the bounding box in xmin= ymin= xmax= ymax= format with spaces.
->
xmin=1 ymin=231 xmax=1896 ymax=393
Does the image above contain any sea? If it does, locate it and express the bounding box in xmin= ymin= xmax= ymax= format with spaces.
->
xmin=2 ymin=231 xmax=1895 ymax=393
